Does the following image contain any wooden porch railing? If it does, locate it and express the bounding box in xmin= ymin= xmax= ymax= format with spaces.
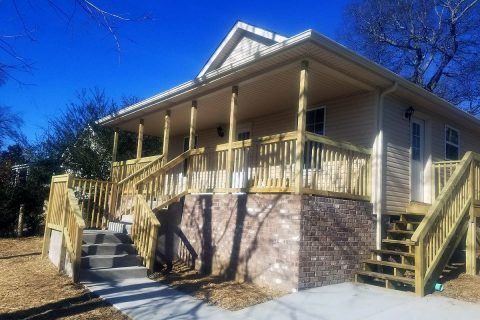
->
xmin=413 ymin=152 xmax=479 ymax=296
xmin=64 ymin=189 xmax=86 ymax=282
xmin=111 ymin=155 xmax=161 ymax=183
xmin=114 ymin=155 xmax=164 ymax=216
xmin=42 ymin=174 xmax=85 ymax=282
xmin=189 ymin=132 xmax=297 ymax=193
xmin=188 ymin=131 xmax=371 ymax=199
xmin=132 ymin=194 xmax=161 ymax=271
xmin=137 ymin=151 xmax=190 ymax=211
xmin=433 ymin=160 xmax=461 ymax=199
xmin=303 ymin=132 xmax=371 ymax=200
xmin=70 ymin=177 xmax=115 ymax=229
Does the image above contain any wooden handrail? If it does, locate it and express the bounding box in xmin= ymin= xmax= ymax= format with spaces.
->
xmin=412 ymin=152 xmax=473 ymax=243
xmin=135 ymin=150 xmax=191 ymax=186
xmin=112 ymin=155 xmax=161 ymax=167
xmin=305 ymin=132 xmax=372 ymax=155
xmin=117 ymin=154 xmax=164 ymax=185
xmin=413 ymin=151 xmax=478 ymax=296
xmin=132 ymin=194 xmax=160 ymax=272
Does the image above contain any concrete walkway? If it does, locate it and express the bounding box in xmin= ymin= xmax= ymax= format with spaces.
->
xmin=83 ymin=279 xmax=480 ymax=320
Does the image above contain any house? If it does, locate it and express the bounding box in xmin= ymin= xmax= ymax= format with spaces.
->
xmin=42 ymin=21 xmax=479 ymax=296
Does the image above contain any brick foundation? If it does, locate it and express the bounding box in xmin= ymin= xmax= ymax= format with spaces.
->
xmin=177 ymin=193 xmax=374 ymax=292
xmin=299 ymin=196 xmax=375 ymax=289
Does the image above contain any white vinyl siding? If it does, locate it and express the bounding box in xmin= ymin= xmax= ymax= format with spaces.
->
xmin=384 ymin=98 xmax=411 ymax=215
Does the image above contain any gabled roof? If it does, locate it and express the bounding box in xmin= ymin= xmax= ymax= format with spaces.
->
xmin=98 ymin=22 xmax=480 ymax=134
xmin=197 ymin=21 xmax=287 ymax=78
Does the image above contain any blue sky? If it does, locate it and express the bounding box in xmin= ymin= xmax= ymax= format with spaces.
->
xmin=0 ymin=0 xmax=349 ymax=143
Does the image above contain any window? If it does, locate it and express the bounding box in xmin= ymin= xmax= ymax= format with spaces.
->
xmin=411 ymin=122 xmax=421 ymax=161
xmin=237 ymin=131 xmax=250 ymax=141
xmin=445 ymin=126 xmax=459 ymax=160
xmin=304 ymin=107 xmax=325 ymax=169
xmin=183 ymin=135 xmax=198 ymax=152
xmin=306 ymin=107 xmax=325 ymax=135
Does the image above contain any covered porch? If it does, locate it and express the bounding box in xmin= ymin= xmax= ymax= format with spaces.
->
xmin=109 ymin=58 xmax=375 ymax=203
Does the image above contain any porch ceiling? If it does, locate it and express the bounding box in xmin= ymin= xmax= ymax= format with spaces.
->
xmin=116 ymin=61 xmax=370 ymax=137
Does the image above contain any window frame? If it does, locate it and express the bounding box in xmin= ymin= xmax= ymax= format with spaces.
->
xmin=444 ymin=125 xmax=460 ymax=161
xmin=305 ymin=105 xmax=326 ymax=136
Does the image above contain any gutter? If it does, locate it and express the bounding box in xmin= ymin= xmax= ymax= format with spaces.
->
xmin=374 ymin=81 xmax=398 ymax=251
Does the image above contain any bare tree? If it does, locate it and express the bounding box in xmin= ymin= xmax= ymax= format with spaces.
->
xmin=0 ymin=106 xmax=24 ymax=149
xmin=340 ymin=0 xmax=480 ymax=114
xmin=1 ymin=0 xmax=149 ymax=85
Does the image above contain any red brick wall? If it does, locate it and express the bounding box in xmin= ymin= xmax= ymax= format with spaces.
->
xmin=178 ymin=193 xmax=374 ymax=292
xmin=299 ymin=196 xmax=375 ymax=289
xmin=181 ymin=194 xmax=301 ymax=292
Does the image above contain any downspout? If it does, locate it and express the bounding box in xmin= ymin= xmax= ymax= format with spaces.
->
xmin=374 ymin=81 xmax=398 ymax=250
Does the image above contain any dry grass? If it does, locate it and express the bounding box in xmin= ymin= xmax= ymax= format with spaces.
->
xmin=437 ymin=273 xmax=480 ymax=303
xmin=150 ymin=261 xmax=284 ymax=311
xmin=0 ymin=237 xmax=128 ymax=320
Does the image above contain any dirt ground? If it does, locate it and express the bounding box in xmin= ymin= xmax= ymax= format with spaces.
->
xmin=0 ymin=237 xmax=128 ymax=320
xmin=150 ymin=261 xmax=284 ymax=311
xmin=437 ymin=273 xmax=480 ymax=303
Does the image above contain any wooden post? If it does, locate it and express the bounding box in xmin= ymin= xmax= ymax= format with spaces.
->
xmin=226 ymin=86 xmax=239 ymax=189
xmin=162 ymin=111 xmax=171 ymax=164
xmin=42 ymin=178 xmax=55 ymax=258
xmin=136 ymin=119 xmax=144 ymax=160
xmin=111 ymin=127 xmax=119 ymax=181
xmin=467 ymin=162 xmax=477 ymax=275
xmin=415 ymin=240 xmax=425 ymax=296
xmin=189 ymin=101 xmax=197 ymax=150
xmin=58 ymin=175 xmax=72 ymax=272
xmin=17 ymin=204 xmax=24 ymax=237
xmin=186 ymin=102 xmax=198 ymax=190
xmin=295 ymin=60 xmax=309 ymax=194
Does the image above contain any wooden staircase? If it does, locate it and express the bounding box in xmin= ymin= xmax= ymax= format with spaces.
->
xmin=356 ymin=211 xmax=424 ymax=292
xmin=357 ymin=152 xmax=480 ymax=296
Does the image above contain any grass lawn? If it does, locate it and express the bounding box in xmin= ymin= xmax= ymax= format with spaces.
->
xmin=0 ymin=236 xmax=128 ymax=320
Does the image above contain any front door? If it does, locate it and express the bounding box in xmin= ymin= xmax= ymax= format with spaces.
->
xmin=411 ymin=118 xmax=425 ymax=202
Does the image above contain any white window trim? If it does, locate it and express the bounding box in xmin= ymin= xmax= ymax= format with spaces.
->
xmin=305 ymin=105 xmax=327 ymax=135
xmin=444 ymin=125 xmax=460 ymax=160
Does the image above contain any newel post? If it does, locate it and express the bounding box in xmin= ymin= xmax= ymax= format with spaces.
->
xmin=58 ymin=174 xmax=72 ymax=272
xmin=226 ymin=86 xmax=239 ymax=189
xmin=414 ymin=240 xmax=425 ymax=296
xmin=466 ymin=160 xmax=477 ymax=275
xmin=295 ymin=60 xmax=309 ymax=194
xmin=136 ymin=119 xmax=144 ymax=160
xmin=162 ymin=111 xmax=171 ymax=164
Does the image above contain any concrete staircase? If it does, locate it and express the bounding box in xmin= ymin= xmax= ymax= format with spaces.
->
xmin=355 ymin=211 xmax=425 ymax=292
xmin=80 ymin=221 xmax=148 ymax=282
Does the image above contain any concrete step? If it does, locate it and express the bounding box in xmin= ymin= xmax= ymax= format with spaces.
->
xmin=80 ymin=266 xmax=148 ymax=282
xmin=81 ymin=254 xmax=142 ymax=269
xmin=83 ymin=230 xmax=132 ymax=245
xmin=82 ymin=243 xmax=136 ymax=256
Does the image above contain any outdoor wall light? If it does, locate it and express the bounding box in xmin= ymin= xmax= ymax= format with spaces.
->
xmin=404 ymin=106 xmax=415 ymax=120
xmin=217 ymin=126 xmax=225 ymax=137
